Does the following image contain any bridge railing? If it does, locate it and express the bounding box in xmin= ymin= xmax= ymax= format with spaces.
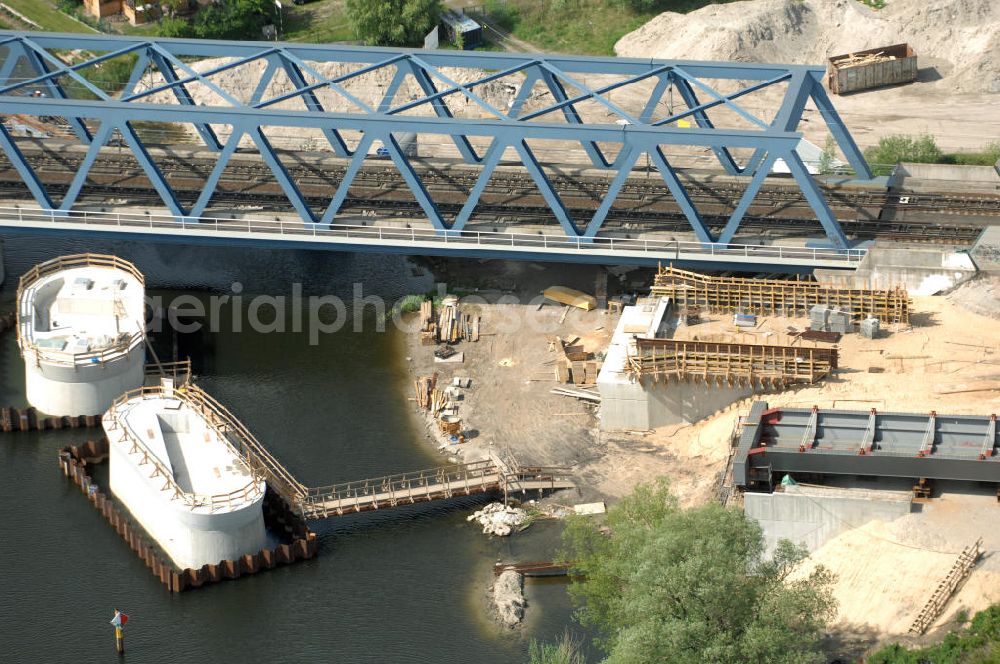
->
xmin=300 ymin=459 xmax=501 ymax=515
xmin=0 ymin=206 xmax=868 ymax=265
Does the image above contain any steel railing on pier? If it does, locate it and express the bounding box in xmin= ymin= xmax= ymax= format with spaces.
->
xmin=16 ymin=252 xmax=147 ymax=367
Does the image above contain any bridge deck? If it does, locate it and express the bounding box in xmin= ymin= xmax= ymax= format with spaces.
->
xmin=0 ymin=207 xmax=866 ymax=270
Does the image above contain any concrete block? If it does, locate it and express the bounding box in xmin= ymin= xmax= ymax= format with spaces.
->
xmin=745 ymin=485 xmax=911 ymax=558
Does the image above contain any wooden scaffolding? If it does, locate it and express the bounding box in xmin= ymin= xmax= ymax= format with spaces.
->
xmin=651 ymin=265 xmax=911 ymax=324
xmin=626 ymin=338 xmax=838 ymax=389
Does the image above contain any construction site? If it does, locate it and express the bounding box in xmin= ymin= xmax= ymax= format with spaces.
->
xmin=392 ymin=254 xmax=1000 ymax=653
xmin=0 ymin=2 xmax=998 ymax=659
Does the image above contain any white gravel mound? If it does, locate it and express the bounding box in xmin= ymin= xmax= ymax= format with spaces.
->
xmin=615 ymin=0 xmax=1000 ymax=94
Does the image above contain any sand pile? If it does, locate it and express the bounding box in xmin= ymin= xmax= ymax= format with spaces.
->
xmin=791 ymin=498 xmax=1000 ymax=635
xmin=615 ymin=0 xmax=1000 ymax=94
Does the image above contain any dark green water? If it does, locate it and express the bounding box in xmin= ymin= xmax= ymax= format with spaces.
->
xmin=0 ymin=238 xmax=585 ymax=663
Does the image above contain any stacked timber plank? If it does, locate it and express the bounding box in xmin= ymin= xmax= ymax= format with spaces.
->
xmin=651 ymin=265 xmax=911 ymax=324
xmin=414 ymin=373 xmax=447 ymax=416
xmin=553 ymin=336 xmax=600 ymax=385
xmin=419 ymin=299 xmax=437 ymax=346
xmin=415 ymin=373 xmax=463 ymax=436
xmin=436 ymin=296 xmax=481 ymax=344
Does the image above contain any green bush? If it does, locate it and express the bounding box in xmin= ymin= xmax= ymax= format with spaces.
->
xmin=528 ymin=633 xmax=586 ymax=664
xmin=867 ymin=605 xmax=1000 ymax=663
xmin=863 ymin=134 xmax=943 ymax=175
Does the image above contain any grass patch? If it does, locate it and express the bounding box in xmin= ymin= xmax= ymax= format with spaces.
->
xmin=3 ymin=0 xmax=96 ymax=33
xmin=484 ymin=0 xmax=736 ymax=55
xmin=942 ymin=143 xmax=1000 ymax=166
xmin=282 ymin=0 xmax=355 ymax=43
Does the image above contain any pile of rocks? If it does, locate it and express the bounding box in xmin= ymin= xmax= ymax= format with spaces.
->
xmin=491 ymin=570 xmax=526 ymax=628
xmin=467 ymin=502 xmax=528 ymax=536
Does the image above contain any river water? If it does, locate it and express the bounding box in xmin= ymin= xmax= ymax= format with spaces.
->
xmin=0 ymin=236 xmax=586 ymax=663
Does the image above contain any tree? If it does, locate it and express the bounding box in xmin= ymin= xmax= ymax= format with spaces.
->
xmin=818 ymin=133 xmax=838 ymax=175
xmin=160 ymin=0 xmax=276 ymax=41
xmin=560 ymin=479 xmax=836 ymax=664
xmin=346 ymin=0 xmax=441 ymax=47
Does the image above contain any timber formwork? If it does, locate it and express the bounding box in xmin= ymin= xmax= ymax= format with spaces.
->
xmin=651 ymin=265 xmax=910 ymax=324
xmin=626 ymin=338 xmax=838 ymax=388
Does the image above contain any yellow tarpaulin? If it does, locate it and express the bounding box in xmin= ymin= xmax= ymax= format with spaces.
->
xmin=543 ymin=286 xmax=597 ymax=311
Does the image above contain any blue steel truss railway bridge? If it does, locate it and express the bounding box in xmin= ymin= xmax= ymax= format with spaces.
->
xmin=0 ymin=31 xmax=996 ymax=271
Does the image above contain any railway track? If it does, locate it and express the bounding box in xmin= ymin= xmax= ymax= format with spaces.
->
xmin=13 ymin=146 xmax=1000 ymax=217
xmin=0 ymin=181 xmax=977 ymax=244
xmin=0 ymin=137 xmax=995 ymax=243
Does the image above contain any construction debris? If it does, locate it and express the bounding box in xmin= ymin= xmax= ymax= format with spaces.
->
xmin=552 ymin=336 xmax=601 ymax=385
xmin=791 ymin=329 xmax=843 ymax=344
xmin=467 ymin=502 xmax=529 ymax=537
xmin=572 ymin=501 xmax=607 ymax=515
xmin=551 ymin=387 xmax=601 ymax=403
xmin=491 ymin=570 xmax=526 ymax=628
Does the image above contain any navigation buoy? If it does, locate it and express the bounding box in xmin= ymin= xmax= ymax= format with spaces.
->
xmin=110 ymin=608 xmax=129 ymax=655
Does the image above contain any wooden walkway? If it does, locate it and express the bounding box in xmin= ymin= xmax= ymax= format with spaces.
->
xmin=148 ymin=386 xmax=576 ymax=521
xmin=298 ymin=455 xmax=576 ymax=520
xmin=626 ymin=338 xmax=838 ymax=388
xmin=651 ymin=265 xmax=910 ymax=324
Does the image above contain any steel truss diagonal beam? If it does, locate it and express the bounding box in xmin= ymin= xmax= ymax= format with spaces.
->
xmin=146 ymin=49 xmax=222 ymax=151
xmin=0 ymin=31 xmax=872 ymax=249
